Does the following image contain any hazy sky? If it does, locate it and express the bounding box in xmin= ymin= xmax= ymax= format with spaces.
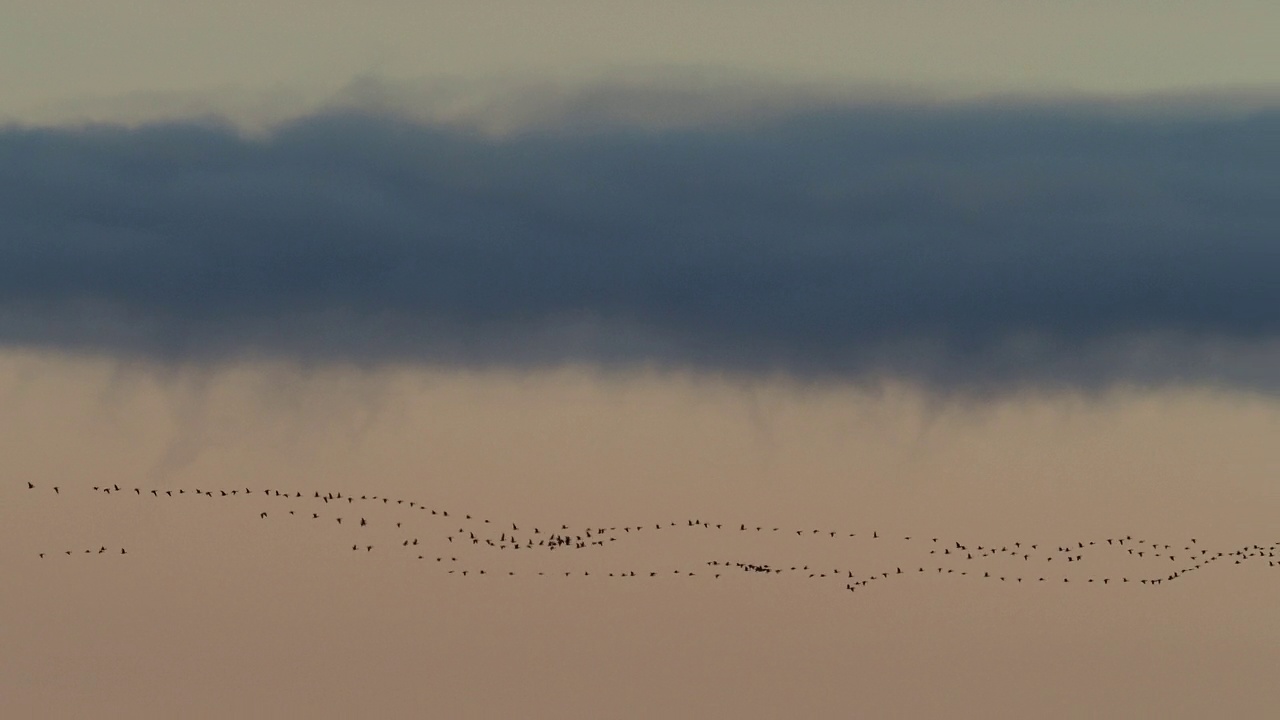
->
xmin=4 ymin=4 xmax=1279 ymax=719
xmin=5 ymin=0 xmax=1280 ymax=128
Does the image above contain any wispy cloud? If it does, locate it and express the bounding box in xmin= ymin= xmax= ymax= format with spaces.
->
xmin=2 ymin=89 xmax=1278 ymax=393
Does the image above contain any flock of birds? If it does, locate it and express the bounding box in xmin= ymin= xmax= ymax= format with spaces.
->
xmin=21 ymin=481 xmax=1280 ymax=594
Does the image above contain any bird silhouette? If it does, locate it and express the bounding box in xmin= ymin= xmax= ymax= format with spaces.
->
xmin=25 ymin=479 xmax=1278 ymax=601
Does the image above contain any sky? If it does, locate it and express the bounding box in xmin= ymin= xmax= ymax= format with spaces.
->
xmin=4 ymin=3 xmax=1280 ymax=718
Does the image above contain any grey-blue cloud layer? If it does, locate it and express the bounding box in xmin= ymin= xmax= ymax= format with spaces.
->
xmin=2 ymin=102 xmax=1278 ymax=391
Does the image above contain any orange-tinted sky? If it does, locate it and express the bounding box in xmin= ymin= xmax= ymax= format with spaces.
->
xmin=5 ymin=352 xmax=1279 ymax=717
xmin=5 ymin=3 xmax=1280 ymax=718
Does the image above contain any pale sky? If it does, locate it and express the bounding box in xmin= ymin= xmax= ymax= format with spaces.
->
xmin=5 ymin=1 xmax=1280 ymax=125
xmin=4 ymin=3 xmax=1279 ymax=718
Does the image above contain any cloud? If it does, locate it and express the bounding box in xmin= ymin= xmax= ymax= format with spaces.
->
xmin=2 ymin=87 xmax=1278 ymax=393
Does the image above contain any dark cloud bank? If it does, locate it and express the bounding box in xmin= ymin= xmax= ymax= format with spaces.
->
xmin=2 ymin=92 xmax=1278 ymax=393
